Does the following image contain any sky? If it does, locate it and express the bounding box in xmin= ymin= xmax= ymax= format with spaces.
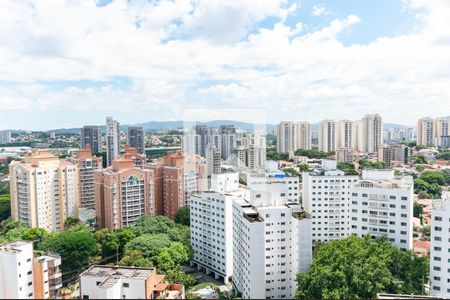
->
xmin=0 ymin=0 xmax=449 ymax=130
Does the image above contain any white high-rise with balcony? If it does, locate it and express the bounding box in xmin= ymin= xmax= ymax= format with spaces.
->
xmin=189 ymin=173 xmax=245 ymax=284
xmin=302 ymin=159 xmax=358 ymax=244
xmin=349 ymin=169 xmax=414 ymax=251
xmin=430 ymin=192 xmax=450 ymax=298
xmin=435 ymin=117 xmax=449 ymax=147
xmin=357 ymin=114 xmax=383 ymax=153
xmin=232 ymin=180 xmax=312 ymax=299
xmin=277 ymin=121 xmax=311 ymax=153
xmin=318 ymin=120 xmax=336 ymax=152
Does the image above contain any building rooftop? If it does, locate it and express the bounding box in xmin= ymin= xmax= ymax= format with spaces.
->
xmin=81 ymin=265 xmax=156 ymax=286
xmin=0 ymin=240 xmax=31 ymax=254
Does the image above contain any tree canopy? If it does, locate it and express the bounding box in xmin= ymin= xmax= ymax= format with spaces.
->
xmin=296 ymin=235 xmax=429 ymax=299
xmin=174 ymin=206 xmax=190 ymax=226
xmin=294 ymin=149 xmax=334 ymax=159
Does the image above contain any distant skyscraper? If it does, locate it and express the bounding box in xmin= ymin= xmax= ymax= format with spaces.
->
xmin=80 ymin=125 xmax=102 ymax=154
xmin=276 ymin=121 xmax=311 ymax=153
xmin=206 ymin=145 xmax=221 ymax=176
xmin=435 ymin=117 xmax=449 ymax=147
xmin=0 ymin=130 xmax=11 ymax=144
xmin=318 ymin=119 xmax=336 ymax=152
xmin=106 ymin=117 xmax=120 ymax=166
xmin=337 ymin=120 xmax=356 ymax=149
xmin=127 ymin=126 xmax=145 ymax=154
xmin=220 ymin=125 xmax=237 ymax=160
xmin=336 ymin=147 xmax=354 ymax=163
xmin=377 ymin=143 xmax=407 ymax=167
xmin=357 ymin=114 xmax=383 ymax=153
xmin=417 ymin=117 xmax=435 ymax=147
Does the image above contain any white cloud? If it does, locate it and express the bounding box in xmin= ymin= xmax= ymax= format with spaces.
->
xmin=312 ymin=4 xmax=327 ymax=16
xmin=0 ymin=0 xmax=449 ymax=129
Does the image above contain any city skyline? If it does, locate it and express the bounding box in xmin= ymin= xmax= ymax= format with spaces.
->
xmin=0 ymin=0 xmax=449 ymax=129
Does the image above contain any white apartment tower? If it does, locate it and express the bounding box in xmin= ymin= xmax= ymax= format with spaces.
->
xmin=232 ymin=184 xmax=312 ymax=299
xmin=318 ymin=120 xmax=336 ymax=152
xmin=430 ymin=192 xmax=450 ymax=298
xmin=350 ymin=169 xmax=414 ymax=251
xmin=357 ymin=114 xmax=383 ymax=153
xmin=241 ymin=132 xmax=267 ymax=171
xmin=106 ymin=116 xmax=120 ymax=166
xmin=302 ymin=159 xmax=359 ymax=244
xmin=0 ymin=241 xmax=35 ymax=299
xmin=206 ymin=145 xmax=221 ymax=176
xmin=189 ymin=173 xmax=245 ymax=283
xmin=277 ymin=121 xmax=311 ymax=153
xmin=417 ymin=117 xmax=435 ymax=147
xmin=9 ymin=150 xmax=79 ymax=231
xmin=435 ymin=117 xmax=449 ymax=147
xmin=337 ymin=120 xmax=356 ymax=149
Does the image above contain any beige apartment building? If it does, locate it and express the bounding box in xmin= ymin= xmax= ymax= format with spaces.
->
xmin=9 ymin=150 xmax=79 ymax=231
xmin=68 ymin=145 xmax=102 ymax=209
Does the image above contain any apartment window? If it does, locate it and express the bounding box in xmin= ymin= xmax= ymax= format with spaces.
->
xmin=389 ymin=204 xmax=396 ymax=208
xmin=82 ymin=296 xmax=89 ymax=300
xmin=28 ymin=282 xmax=32 ymax=286
xmin=123 ymin=283 xmax=129 ymax=288
xmin=435 ymin=216 xmax=443 ymax=221
xmin=434 ymin=247 xmax=442 ymax=251
xmin=434 ymin=256 xmax=442 ymax=261
xmin=362 ymin=194 xmax=368 ymax=197
xmin=435 ymin=226 xmax=442 ymax=231
xmin=389 ymin=196 xmax=396 ymax=199
xmin=401 ymin=196 xmax=407 ymax=200
xmin=96 ymin=281 xmax=101 ymax=286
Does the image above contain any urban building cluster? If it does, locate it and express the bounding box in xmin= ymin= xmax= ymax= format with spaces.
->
xmin=1 ymin=114 xmax=450 ymax=299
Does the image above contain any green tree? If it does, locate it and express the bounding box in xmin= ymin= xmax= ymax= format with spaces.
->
xmin=120 ymin=249 xmax=153 ymax=268
xmin=174 ymin=206 xmax=190 ymax=226
xmin=436 ymin=150 xmax=450 ymax=161
xmin=125 ymin=233 xmax=171 ymax=259
xmin=165 ymin=268 xmax=196 ymax=288
xmin=413 ymin=202 xmax=424 ymax=218
xmin=136 ymin=215 xmax=176 ymax=235
xmin=420 ymin=171 xmax=449 ymax=186
xmin=414 ymin=178 xmax=441 ymax=198
xmin=415 ymin=144 xmax=426 ymax=151
xmin=296 ymin=235 xmax=429 ymax=299
xmin=38 ymin=229 xmax=97 ymax=280
xmin=414 ymin=156 xmax=428 ymax=164
xmin=0 ymin=194 xmax=11 ymax=221
xmin=298 ymin=164 xmax=310 ymax=172
xmin=294 ymin=149 xmax=333 ymax=159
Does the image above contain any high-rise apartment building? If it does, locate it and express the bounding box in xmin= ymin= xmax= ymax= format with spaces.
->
xmin=68 ymin=146 xmax=102 ymax=209
xmin=80 ymin=126 xmax=102 ymax=154
xmin=220 ymin=125 xmax=237 ymax=161
xmin=417 ymin=117 xmax=435 ymax=147
xmin=337 ymin=120 xmax=356 ymax=149
xmin=357 ymin=114 xmax=383 ymax=153
xmin=302 ymin=159 xmax=359 ymax=244
xmin=0 ymin=241 xmax=62 ymax=299
xmin=106 ymin=117 xmax=120 ymax=166
xmin=276 ymin=121 xmax=311 ymax=153
xmin=206 ymin=145 xmax=221 ymax=176
xmin=127 ymin=126 xmax=145 ymax=154
xmin=9 ymin=150 xmax=79 ymax=231
xmin=146 ymin=151 xmax=207 ymax=219
xmin=349 ymin=169 xmax=414 ymax=251
xmin=0 ymin=130 xmax=12 ymax=144
xmin=377 ymin=143 xmax=407 ymax=167
xmin=430 ymin=192 xmax=450 ymax=298
xmin=232 ymin=183 xmax=312 ymax=299
xmin=238 ymin=132 xmax=267 ymax=171
xmin=318 ymin=119 xmax=336 ymax=152
xmin=94 ymin=156 xmax=155 ymax=229
xmin=190 ymin=173 xmax=244 ymax=284
xmin=435 ymin=117 xmax=450 ymax=147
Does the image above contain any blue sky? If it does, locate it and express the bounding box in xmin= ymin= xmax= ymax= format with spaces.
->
xmin=0 ymin=0 xmax=448 ymax=130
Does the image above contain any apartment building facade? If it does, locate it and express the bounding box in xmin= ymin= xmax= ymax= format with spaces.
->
xmin=349 ymin=169 xmax=414 ymax=250
xmin=80 ymin=125 xmax=102 ymax=154
xmin=9 ymin=150 xmax=79 ymax=231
